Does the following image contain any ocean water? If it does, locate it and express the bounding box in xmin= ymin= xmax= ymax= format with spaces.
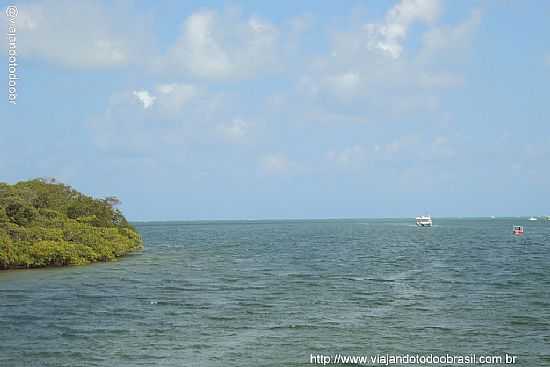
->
xmin=1 ymin=218 xmax=549 ymax=366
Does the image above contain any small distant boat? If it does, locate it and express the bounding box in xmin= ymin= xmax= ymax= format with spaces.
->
xmin=416 ymin=215 xmax=433 ymax=227
xmin=528 ymin=217 xmax=538 ymax=221
xmin=513 ymin=225 xmax=524 ymax=235
xmin=490 ymin=216 xmax=496 ymax=219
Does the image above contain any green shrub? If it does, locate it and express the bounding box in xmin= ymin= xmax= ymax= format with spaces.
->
xmin=0 ymin=179 xmax=142 ymax=269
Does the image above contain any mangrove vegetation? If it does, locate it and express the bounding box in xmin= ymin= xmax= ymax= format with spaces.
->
xmin=0 ymin=178 xmax=143 ymax=269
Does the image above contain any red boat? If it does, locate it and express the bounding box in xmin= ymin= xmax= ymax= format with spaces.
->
xmin=513 ymin=225 xmax=524 ymax=235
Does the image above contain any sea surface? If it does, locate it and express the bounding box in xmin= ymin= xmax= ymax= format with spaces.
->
xmin=1 ymin=218 xmax=549 ymax=366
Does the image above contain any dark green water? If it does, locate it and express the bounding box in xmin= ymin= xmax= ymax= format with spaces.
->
xmin=1 ymin=219 xmax=549 ymax=366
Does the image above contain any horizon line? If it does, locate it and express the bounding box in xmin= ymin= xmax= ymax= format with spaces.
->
xmin=129 ymin=215 xmax=548 ymax=223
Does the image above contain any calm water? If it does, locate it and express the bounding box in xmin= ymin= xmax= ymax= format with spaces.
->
xmin=1 ymin=219 xmax=549 ymax=366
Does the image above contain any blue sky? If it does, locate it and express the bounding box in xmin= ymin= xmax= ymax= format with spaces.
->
xmin=1 ymin=0 xmax=549 ymax=220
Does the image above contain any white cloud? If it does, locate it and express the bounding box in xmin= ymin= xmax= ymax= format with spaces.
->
xmin=155 ymin=83 xmax=198 ymax=115
xmin=299 ymin=71 xmax=364 ymax=99
xmin=5 ymin=3 xmax=284 ymax=78
xmin=382 ymin=135 xmax=419 ymax=157
xmin=164 ymin=10 xmax=280 ymax=80
xmin=365 ymin=0 xmax=441 ymax=59
xmin=323 ymin=72 xmax=361 ymax=96
xmin=418 ymin=71 xmax=464 ymax=88
xmin=431 ymin=136 xmax=454 ymax=157
xmin=89 ymin=84 xmax=241 ymax=156
xmin=89 ymin=92 xmax=157 ymax=154
xmin=419 ymin=9 xmax=481 ymax=62
xmin=260 ymin=154 xmax=290 ymax=175
xmin=157 ymin=85 xmax=176 ymax=94
xmin=173 ymin=11 xmax=230 ymax=78
xmin=297 ymin=1 xmax=479 ymax=112
xmin=325 ymin=135 xmax=445 ymax=173
xmin=133 ymin=90 xmax=156 ymax=109
xmin=217 ymin=118 xmax=253 ymax=142
xmin=321 ymin=134 xmax=460 ymax=179
xmin=9 ymin=1 xmax=152 ymax=69
xmin=130 ymin=82 xmax=199 ymax=113
xmin=327 ymin=145 xmax=369 ymax=167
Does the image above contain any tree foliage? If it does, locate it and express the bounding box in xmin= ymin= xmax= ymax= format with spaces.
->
xmin=0 ymin=179 xmax=143 ymax=269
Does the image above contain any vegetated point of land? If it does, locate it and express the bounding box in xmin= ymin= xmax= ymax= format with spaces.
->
xmin=0 ymin=178 xmax=142 ymax=269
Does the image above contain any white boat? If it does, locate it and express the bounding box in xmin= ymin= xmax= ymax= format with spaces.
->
xmin=528 ymin=217 xmax=537 ymax=221
xmin=416 ymin=215 xmax=433 ymax=227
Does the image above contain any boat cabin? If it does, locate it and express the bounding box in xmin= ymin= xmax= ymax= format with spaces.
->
xmin=513 ymin=226 xmax=524 ymax=235
xmin=416 ymin=215 xmax=433 ymax=227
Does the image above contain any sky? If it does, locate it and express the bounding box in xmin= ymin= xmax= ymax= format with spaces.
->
xmin=1 ymin=0 xmax=549 ymax=220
